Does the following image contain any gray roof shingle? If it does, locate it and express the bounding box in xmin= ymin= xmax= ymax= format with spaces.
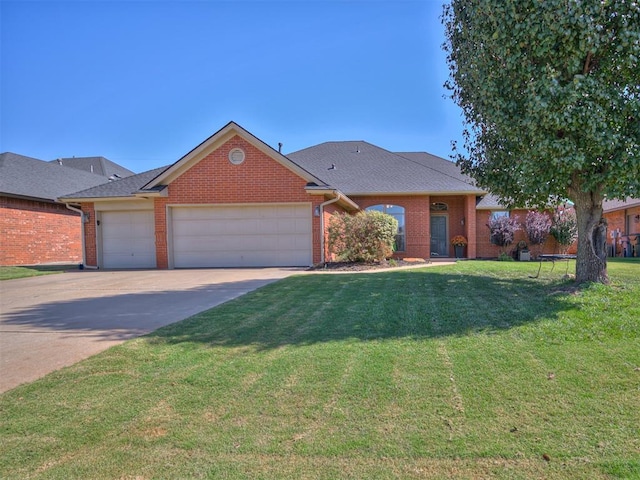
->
xmin=0 ymin=152 xmax=116 ymax=202
xmin=287 ymin=141 xmax=484 ymax=195
xmin=59 ymin=166 xmax=169 ymax=200
xmin=49 ymin=156 xmax=135 ymax=179
xmin=603 ymin=197 xmax=640 ymax=213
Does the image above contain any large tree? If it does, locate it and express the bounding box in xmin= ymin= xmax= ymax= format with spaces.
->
xmin=443 ymin=0 xmax=640 ymax=283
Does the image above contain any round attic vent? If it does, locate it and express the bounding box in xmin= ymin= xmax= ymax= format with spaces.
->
xmin=228 ymin=148 xmax=246 ymax=165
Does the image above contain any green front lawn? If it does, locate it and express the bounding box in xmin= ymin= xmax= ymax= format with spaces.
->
xmin=0 ymin=264 xmax=76 ymax=281
xmin=1 ymin=260 xmax=638 ymax=479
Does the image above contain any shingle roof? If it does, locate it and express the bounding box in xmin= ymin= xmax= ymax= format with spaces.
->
xmin=603 ymin=197 xmax=640 ymax=213
xmin=59 ymin=166 xmax=169 ymax=200
xmin=0 ymin=152 xmax=115 ymax=202
xmin=476 ymin=193 xmax=507 ymax=209
xmin=287 ymin=141 xmax=485 ymax=195
xmin=50 ymin=156 xmax=135 ymax=179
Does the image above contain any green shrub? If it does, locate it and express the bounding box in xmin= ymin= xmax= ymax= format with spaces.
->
xmin=328 ymin=211 xmax=398 ymax=262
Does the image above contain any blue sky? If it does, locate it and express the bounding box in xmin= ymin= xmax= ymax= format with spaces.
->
xmin=1 ymin=0 xmax=463 ymax=173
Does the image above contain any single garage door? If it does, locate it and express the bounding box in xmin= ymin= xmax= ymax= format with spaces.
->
xmin=171 ymin=204 xmax=312 ymax=268
xmin=100 ymin=210 xmax=156 ymax=269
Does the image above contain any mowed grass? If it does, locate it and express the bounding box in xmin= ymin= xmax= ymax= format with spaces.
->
xmin=1 ymin=260 xmax=638 ymax=479
xmin=0 ymin=264 xmax=76 ymax=281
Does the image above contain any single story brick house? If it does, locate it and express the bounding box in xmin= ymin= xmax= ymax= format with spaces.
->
xmin=0 ymin=153 xmax=134 ymax=266
xmin=58 ymin=121 xmax=574 ymax=269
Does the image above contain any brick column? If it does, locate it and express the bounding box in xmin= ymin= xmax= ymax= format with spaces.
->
xmin=465 ymin=195 xmax=477 ymax=259
xmin=154 ymin=198 xmax=169 ymax=269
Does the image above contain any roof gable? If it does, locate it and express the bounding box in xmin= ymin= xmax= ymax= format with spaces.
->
xmin=142 ymin=121 xmax=325 ymax=191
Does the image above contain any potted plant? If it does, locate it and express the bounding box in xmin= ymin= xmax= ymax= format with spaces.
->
xmin=451 ymin=235 xmax=468 ymax=259
xmin=516 ymin=240 xmax=530 ymax=261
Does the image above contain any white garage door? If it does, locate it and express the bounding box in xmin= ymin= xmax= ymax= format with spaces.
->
xmin=171 ymin=204 xmax=312 ymax=268
xmin=100 ymin=210 xmax=156 ymax=269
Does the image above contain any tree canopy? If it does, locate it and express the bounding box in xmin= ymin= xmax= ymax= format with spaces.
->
xmin=443 ymin=0 xmax=640 ymax=283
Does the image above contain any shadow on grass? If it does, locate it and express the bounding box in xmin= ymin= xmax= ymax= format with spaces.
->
xmin=146 ymin=268 xmax=579 ymax=350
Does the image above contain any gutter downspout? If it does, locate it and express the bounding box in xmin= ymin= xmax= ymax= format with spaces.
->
xmin=65 ymin=204 xmax=97 ymax=269
xmin=319 ymin=193 xmax=342 ymax=264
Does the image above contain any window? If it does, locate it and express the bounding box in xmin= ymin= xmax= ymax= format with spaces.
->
xmin=628 ymin=214 xmax=640 ymax=234
xmin=430 ymin=202 xmax=448 ymax=212
xmin=490 ymin=210 xmax=510 ymax=219
xmin=366 ymin=204 xmax=405 ymax=252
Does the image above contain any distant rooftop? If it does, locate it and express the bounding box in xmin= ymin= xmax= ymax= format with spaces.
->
xmin=1 ymin=152 xmax=115 ymax=202
xmin=50 ymin=156 xmax=134 ymax=179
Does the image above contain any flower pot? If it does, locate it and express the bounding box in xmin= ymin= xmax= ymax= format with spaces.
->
xmin=454 ymin=245 xmax=465 ymax=258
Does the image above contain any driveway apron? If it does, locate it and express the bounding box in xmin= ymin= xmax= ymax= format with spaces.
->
xmin=0 ymin=268 xmax=299 ymax=393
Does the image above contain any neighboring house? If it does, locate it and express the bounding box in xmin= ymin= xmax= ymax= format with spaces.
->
xmin=60 ymin=121 xmax=575 ymax=269
xmin=603 ymin=197 xmax=640 ymax=257
xmin=0 ymin=153 xmax=134 ymax=266
xmin=49 ymin=156 xmax=134 ymax=180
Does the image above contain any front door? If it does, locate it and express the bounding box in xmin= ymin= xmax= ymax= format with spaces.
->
xmin=430 ymin=215 xmax=448 ymax=257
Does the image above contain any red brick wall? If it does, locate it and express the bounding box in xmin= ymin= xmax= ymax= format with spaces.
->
xmin=82 ymin=203 xmax=97 ymax=266
xmin=604 ymin=206 xmax=640 ymax=256
xmin=154 ymin=135 xmax=324 ymax=267
xmin=351 ymin=195 xmax=430 ymax=259
xmin=475 ymin=209 xmax=575 ymax=259
xmin=348 ymin=195 xmax=475 ymax=259
xmin=0 ymin=196 xmax=83 ymax=266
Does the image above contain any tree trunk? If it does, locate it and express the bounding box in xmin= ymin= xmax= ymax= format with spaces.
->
xmin=571 ymin=187 xmax=609 ymax=284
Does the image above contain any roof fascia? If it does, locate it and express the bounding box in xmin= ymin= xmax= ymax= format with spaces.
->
xmin=1 ymin=192 xmax=57 ymax=204
xmin=345 ymin=190 xmax=486 ymax=197
xmin=133 ymin=186 xmax=168 ymax=198
xmin=57 ymin=195 xmax=154 ymax=203
xmin=305 ymin=187 xmax=360 ymax=211
xmin=142 ymin=121 xmax=326 ymax=189
xmin=603 ymin=200 xmax=640 ymax=213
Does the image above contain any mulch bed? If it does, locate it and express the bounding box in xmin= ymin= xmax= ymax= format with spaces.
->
xmin=307 ymin=258 xmax=428 ymax=272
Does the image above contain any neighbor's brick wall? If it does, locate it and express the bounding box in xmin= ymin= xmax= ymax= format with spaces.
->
xmin=154 ymin=135 xmax=325 ymax=267
xmin=0 ymin=196 xmax=82 ymax=266
xmin=604 ymin=206 xmax=640 ymax=256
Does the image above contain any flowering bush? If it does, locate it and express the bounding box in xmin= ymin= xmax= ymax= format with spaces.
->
xmin=450 ymin=235 xmax=468 ymax=247
xmin=550 ymin=209 xmax=578 ymax=254
xmin=525 ymin=211 xmax=552 ymax=258
xmin=525 ymin=211 xmax=552 ymax=246
xmin=488 ymin=214 xmax=521 ymax=250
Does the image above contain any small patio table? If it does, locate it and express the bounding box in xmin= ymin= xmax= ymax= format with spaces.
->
xmin=530 ymin=254 xmax=577 ymax=278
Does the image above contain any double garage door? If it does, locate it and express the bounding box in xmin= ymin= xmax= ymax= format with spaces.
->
xmin=170 ymin=204 xmax=312 ymax=268
xmin=100 ymin=205 xmax=312 ymax=269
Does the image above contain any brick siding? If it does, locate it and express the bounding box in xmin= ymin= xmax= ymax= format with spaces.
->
xmin=0 ymin=196 xmax=83 ymax=266
xmin=350 ymin=194 xmax=478 ymax=260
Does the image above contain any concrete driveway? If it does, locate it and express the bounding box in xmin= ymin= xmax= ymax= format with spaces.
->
xmin=0 ymin=268 xmax=299 ymax=393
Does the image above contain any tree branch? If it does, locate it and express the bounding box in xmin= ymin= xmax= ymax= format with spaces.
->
xmin=583 ymin=51 xmax=593 ymax=75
